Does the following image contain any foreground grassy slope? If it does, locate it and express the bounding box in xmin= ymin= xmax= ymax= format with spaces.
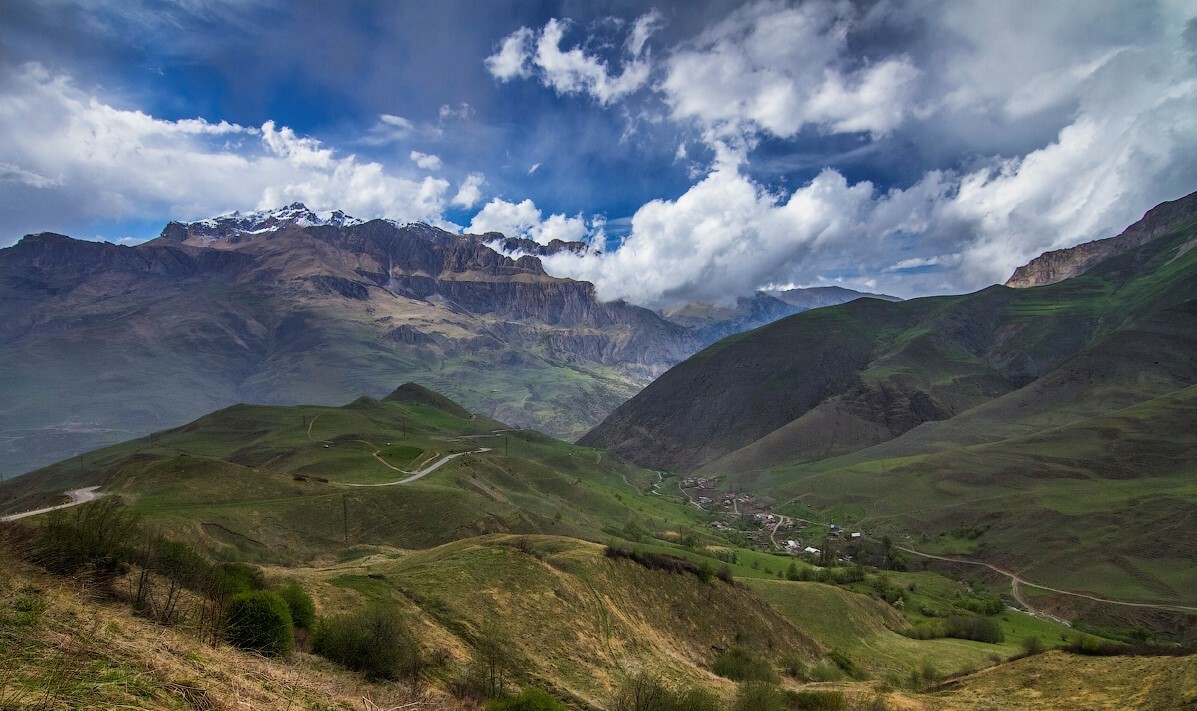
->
xmin=304 ymin=534 xmax=822 ymax=705
xmin=932 ymin=650 xmax=1197 ymax=710
xmin=0 ymin=551 xmax=430 ymax=710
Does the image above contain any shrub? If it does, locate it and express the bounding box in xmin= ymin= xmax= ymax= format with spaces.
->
xmin=784 ymin=689 xmax=846 ymax=710
xmin=277 ymin=581 xmax=315 ymax=630
xmin=32 ymin=499 xmax=141 ymax=579
xmin=734 ymin=681 xmax=783 ymax=711
xmin=488 ymin=687 xmax=568 ymax=711
xmin=809 ymin=661 xmax=843 ymax=682
xmin=712 ymin=645 xmax=779 ymax=683
xmin=610 ymin=673 xmax=721 ymax=711
xmin=1020 ymin=635 xmax=1045 ymax=655
xmin=829 ymin=650 xmax=868 ymax=680
xmin=224 ymin=590 xmax=294 ymax=656
xmin=944 ymin=615 xmax=1004 ymax=644
xmin=779 ymin=652 xmax=808 ymax=679
xmin=313 ymin=605 xmax=418 ymax=680
xmin=212 ymin=562 xmax=267 ymax=596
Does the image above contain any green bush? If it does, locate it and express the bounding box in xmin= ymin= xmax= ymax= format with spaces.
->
xmin=487 ymin=687 xmax=568 ymax=711
xmin=944 ymin=615 xmax=1004 ymax=644
xmin=213 ymin=562 xmax=267 ymax=595
xmin=828 ymin=650 xmax=868 ymax=680
xmin=712 ymin=645 xmax=779 ymax=683
xmin=277 ymin=582 xmax=315 ymax=630
xmin=224 ymin=590 xmax=294 ymax=656
xmin=735 ymin=681 xmax=783 ymax=711
xmin=313 ymin=605 xmax=418 ymax=680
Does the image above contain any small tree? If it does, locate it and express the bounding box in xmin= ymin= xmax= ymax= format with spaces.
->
xmin=224 ymin=590 xmax=294 ymax=656
xmin=472 ymin=616 xmax=512 ymax=699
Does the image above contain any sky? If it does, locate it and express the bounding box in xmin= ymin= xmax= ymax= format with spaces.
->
xmin=1 ymin=0 xmax=1195 ymax=306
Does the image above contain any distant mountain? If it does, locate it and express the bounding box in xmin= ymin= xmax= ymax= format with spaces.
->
xmin=660 ymin=287 xmax=899 ymax=344
xmin=0 ymin=204 xmax=700 ymax=475
xmin=1006 ymin=190 xmax=1197 ymax=287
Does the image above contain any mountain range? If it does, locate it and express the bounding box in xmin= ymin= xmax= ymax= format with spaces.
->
xmin=0 ymin=204 xmax=883 ymax=476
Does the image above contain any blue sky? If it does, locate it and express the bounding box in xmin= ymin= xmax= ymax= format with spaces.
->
xmin=1 ymin=0 xmax=1195 ymax=305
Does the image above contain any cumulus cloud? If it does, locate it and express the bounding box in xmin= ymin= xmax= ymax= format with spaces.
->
xmin=410 ymin=151 xmax=443 ymax=170
xmin=660 ymin=1 xmax=918 ymax=141
xmin=529 ymin=0 xmax=1197 ymax=302
xmin=0 ymin=64 xmax=459 ymax=240
xmin=467 ymin=197 xmax=596 ymax=244
xmin=544 ymin=165 xmax=875 ymax=306
xmin=486 ymin=14 xmax=658 ymax=105
xmin=544 ymin=24 xmax=1197 ymax=305
xmin=452 ymin=173 xmax=485 ymax=208
xmin=486 ymin=26 xmax=535 ymax=80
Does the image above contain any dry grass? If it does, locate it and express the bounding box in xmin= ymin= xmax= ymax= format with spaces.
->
xmin=0 ymin=548 xmax=472 ymax=710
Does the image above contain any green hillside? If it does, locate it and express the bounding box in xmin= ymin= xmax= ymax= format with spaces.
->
xmin=0 ymin=384 xmax=689 ymax=562
xmin=580 ymin=196 xmax=1197 ymax=629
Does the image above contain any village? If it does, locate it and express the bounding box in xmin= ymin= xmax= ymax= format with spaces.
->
xmin=678 ymin=475 xmax=864 ymax=561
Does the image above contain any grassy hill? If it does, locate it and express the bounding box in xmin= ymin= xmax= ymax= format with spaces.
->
xmin=0 ymin=383 xmax=693 ymax=562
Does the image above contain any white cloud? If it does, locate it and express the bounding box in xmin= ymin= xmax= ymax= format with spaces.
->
xmin=362 ymin=113 xmax=415 ymax=146
xmin=527 ymin=162 xmax=541 ymax=175
xmin=660 ymin=1 xmax=918 ymax=142
xmin=438 ymin=103 xmax=474 ymax=122
xmin=627 ymin=10 xmax=663 ymax=58
xmin=486 ymin=26 xmax=534 ymax=81
xmin=532 ymin=1 xmax=1197 ymax=303
xmin=544 ymin=165 xmax=876 ymax=306
xmin=410 ymin=151 xmax=443 ymax=170
xmin=487 ymin=14 xmax=657 ymax=105
xmin=467 ymin=197 xmax=595 ymax=245
xmin=452 ymin=173 xmax=485 ymax=209
xmin=0 ymin=64 xmax=460 ymax=239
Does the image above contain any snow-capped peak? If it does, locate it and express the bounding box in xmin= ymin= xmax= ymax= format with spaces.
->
xmin=180 ymin=203 xmax=365 ymax=240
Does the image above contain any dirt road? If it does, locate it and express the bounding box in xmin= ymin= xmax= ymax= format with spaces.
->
xmin=894 ymin=543 xmax=1197 ymax=618
xmin=345 ymin=449 xmax=491 ymax=487
xmin=0 ymin=486 xmax=105 ymax=522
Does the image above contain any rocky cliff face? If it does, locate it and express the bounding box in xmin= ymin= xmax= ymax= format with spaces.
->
xmin=1006 ymin=190 xmax=1197 ymax=287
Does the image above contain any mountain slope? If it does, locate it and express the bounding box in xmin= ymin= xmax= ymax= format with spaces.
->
xmin=660 ymin=287 xmax=899 ymax=344
xmin=1005 ymin=189 xmax=1197 ymax=287
xmin=583 ymin=192 xmax=1197 ymax=474
xmin=579 ymin=192 xmax=1197 ymax=612
xmin=0 ymin=205 xmax=699 ymax=475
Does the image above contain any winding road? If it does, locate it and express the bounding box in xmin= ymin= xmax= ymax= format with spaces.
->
xmin=344 ymin=448 xmax=491 ymax=487
xmin=0 ymin=486 xmax=106 ymax=522
xmin=893 ymin=543 xmax=1197 ymax=618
